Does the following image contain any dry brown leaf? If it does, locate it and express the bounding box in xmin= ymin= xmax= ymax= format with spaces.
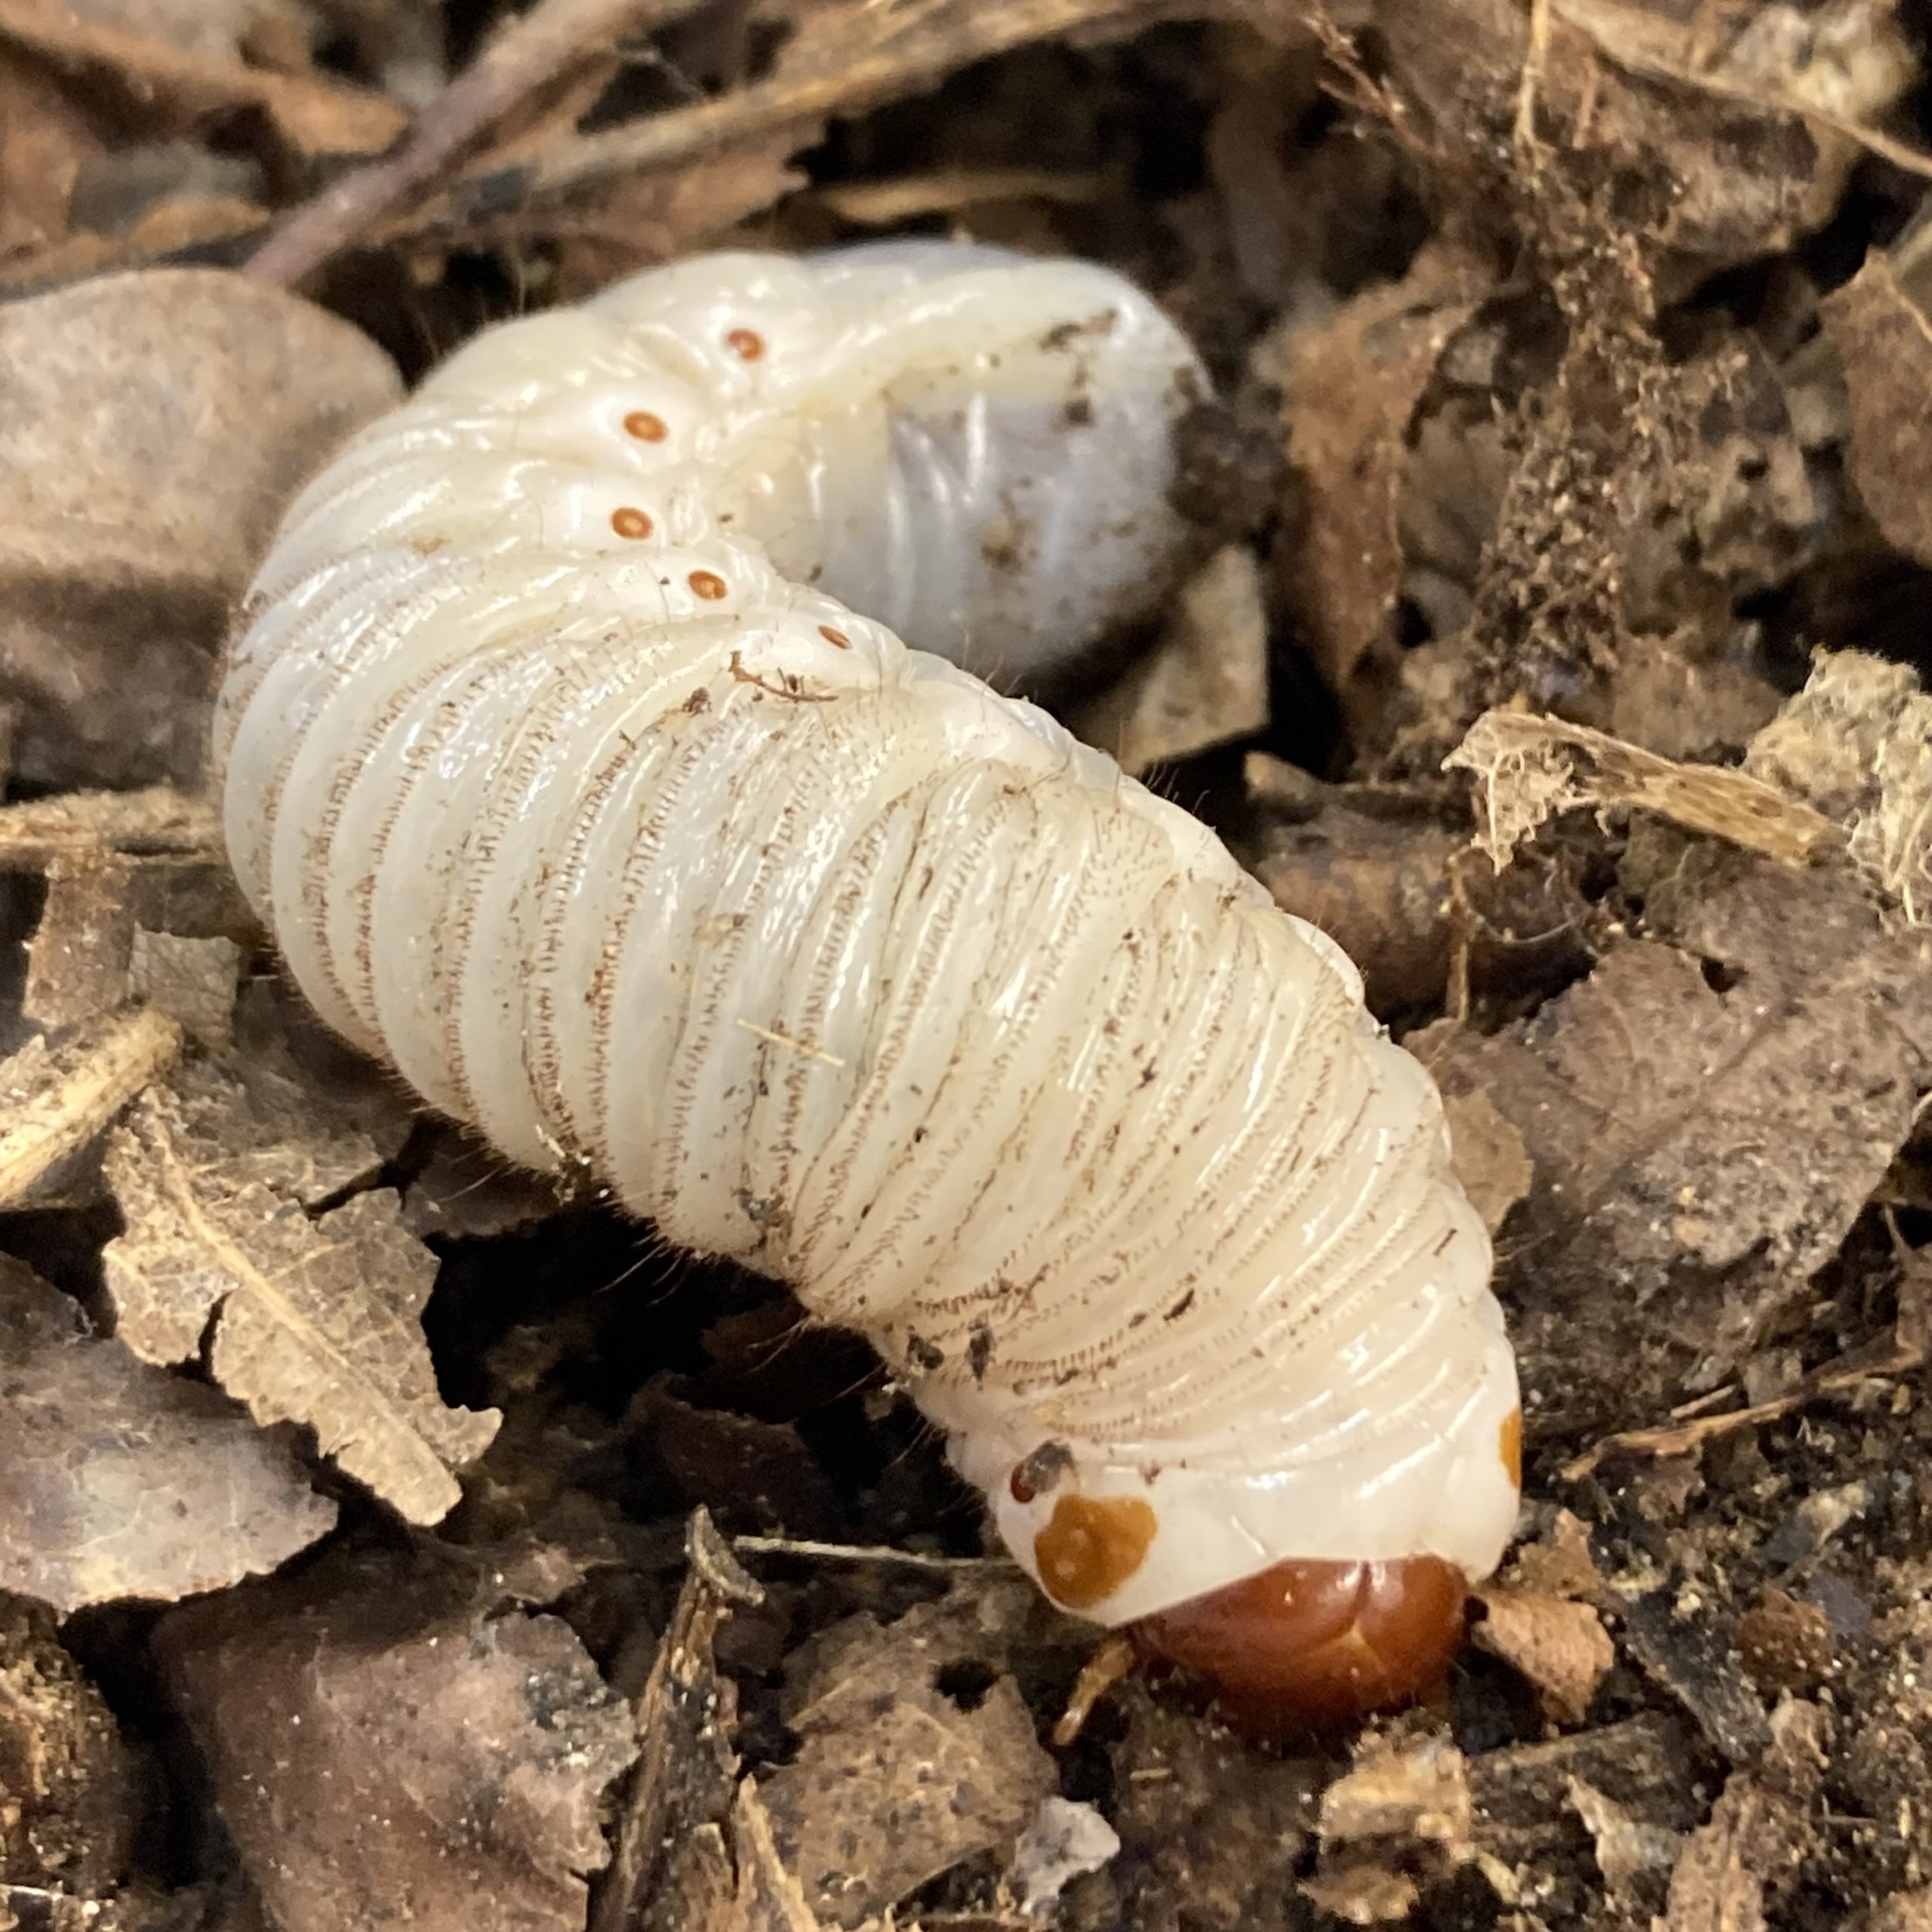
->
xmin=1446 ymin=708 xmax=1843 ymax=869
xmin=0 ymin=189 xmax=266 ymax=297
xmin=0 ymin=0 xmax=404 ymax=157
xmin=1292 ymin=66 xmax=1810 ymax=774
xmin=1069 ymin=543 xmax=1268 ymax=777
xmin=1371 ymin=0 xmax=1915 ymax=268
xmin=811 ymin=165 xmax=1107 ymax=226
xmin=1320 ymin=1736 xmax=1473 ymax=1848
xmin=1863 ymin=1890 xmax=1932 ymax=1932
xmin=102 ymin=1073 xmax=497 ymax=1524
xmin=1440 ymin=1084 xmax=1531 ymax=1237
xmin=1416 ymin=297 xmax=1806 ymax=772
xmin=0 ymin=1005 xmax=181 ymax=1208
xmin=1417 ymin=839 xmax=1932 ymax=1422
xmin=161 ymin=1041 xmax=387 ymax=1207
xmin=1275 ymin=251 xmax=1483 ymax=724
xmin=388 ymin=0 xmax=1189 ymax=267
xmin=0 ymin=1257 xmax=335 ymax=1614
xmin=1472 ymin=1588 xmax=1615 ymax=1725
xmin=756 ymin=1592 xmax=1057 ymax=1927
xmin=1467 ymin=1711 xmax=1700 ymax=1875
xmin=1547 ymin=0 xmax=1921 ymax=226
xmin=0 ymin=270 xmax=398 ymax=789
xmin=527 ymin=135 xmax=807 ymax=305
xmin=1506 ymin=1509 xmax=1605 ymax=1602
xmin=66 ymin=0 xmax=311 ymax=63
xmin=1238 ymin=754 xmax=1592 ymax=1019
xmin=159 ymin=1544 xmax=637 ymax=1932
xmin=1820 ymin=254 xmax=1932 ymax=571
xmin=732 ymin=1783 xmax=832 ymax=1932
xmin=128 ymin=928 xmax=241 ymax=1046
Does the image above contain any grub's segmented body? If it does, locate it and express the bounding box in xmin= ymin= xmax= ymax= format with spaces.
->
xmin=217 ymin=245 xmax=1520 ymax=1701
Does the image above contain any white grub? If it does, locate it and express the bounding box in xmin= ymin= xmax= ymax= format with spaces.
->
xmin=217 ymin=245 xmax=1518 ymax=1629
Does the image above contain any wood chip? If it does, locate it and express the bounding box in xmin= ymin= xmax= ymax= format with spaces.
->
xmin=0 ymin=1006 xmax=181 ymax=1208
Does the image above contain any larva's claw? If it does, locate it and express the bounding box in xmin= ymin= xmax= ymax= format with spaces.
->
xmin=1051 ymin=1630 xmax=1140 ymax=1747
xmin=1131 ymin=1555 xmax=1470 ymax=1738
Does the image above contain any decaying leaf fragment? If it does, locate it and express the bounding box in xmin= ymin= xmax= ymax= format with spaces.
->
xmin=0 ymin=783 xmax=220 ymax=863
xmin=22 ymin=855 xmax=134 ymax=1029
xmin=1303 ymin=1735 xmax=1479 ymax=1925
xmin=1417 ymin=838 xmax=1932 ymax=1418
xmin=1472 ymin=1587 xmax=1615 ymax=1727
xmin=1445 ymin=708 xmax=1842 ymax=869
xmin=1658 ymin=1697 xmax=1827 ymax=1932
xmin=102 ymin=1071 xmax=498 ymax=1524
xmin=755 ymin=1592 xmax=1057 ymax=1927
xmin=1369 ymin=0 xmax=1917 ymax=269
xmin=1564 ymin=1776 xmax=1684 ymax=1913
xmin=1743 ymin=648 xmax=1932 ymax=922
xmin=1238 ymin=752 xmax=1593 ymax=1021
xmin=159 ymin=1543 xmax=638 ymax=1932
xmin=1071 ymin=543 xmax=1269 ymax=776
xmin=0 ymin=0 xmax=407 ymax=160
xmin=1820 ymin=254 xmax=1932 ymax=572
xmin=1273 ymin=251 xmax=1483 ymax=731
xmin=0 ymin=1257 xmax=335 ymax=1614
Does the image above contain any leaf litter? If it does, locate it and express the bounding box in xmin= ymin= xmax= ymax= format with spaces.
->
xmin=8 ymin=2 xmax=1932 ymax=1930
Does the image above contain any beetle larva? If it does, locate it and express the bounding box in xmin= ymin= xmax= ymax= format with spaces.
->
xmin=217 ymin=243 xmax=1521 ymax=1729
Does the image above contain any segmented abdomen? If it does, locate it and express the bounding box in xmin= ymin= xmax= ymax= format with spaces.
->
xmin=217 ymin=245 xmax=1519 ymax=1627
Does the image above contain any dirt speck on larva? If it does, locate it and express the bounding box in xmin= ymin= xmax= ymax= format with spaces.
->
xmin=7 ymin=4 xmax=1932 ymax=1931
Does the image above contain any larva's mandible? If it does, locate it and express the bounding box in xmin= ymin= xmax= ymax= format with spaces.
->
xmin=217 ymin=243 xmax=1521 ymax=1728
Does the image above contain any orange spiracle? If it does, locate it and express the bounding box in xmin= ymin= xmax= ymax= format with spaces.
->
xmin=1131 ymin=1555 xmax=1472 ymax=1736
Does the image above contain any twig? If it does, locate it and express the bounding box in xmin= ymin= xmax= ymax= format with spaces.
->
xmin=248 ymin=0 xmax=705 ymax=288
xmin=1561 ymin=1322 xmax=1927 ymax=1478
xmin=386 ymin=0 xmax=1178 ymax=246
xmin=733 ymin=1533 xmax=1018 ymax=1574
xmin=1515 ymin=0 xmax=1551 ymax=149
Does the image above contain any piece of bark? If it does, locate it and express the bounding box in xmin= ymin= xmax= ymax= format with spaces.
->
xmin=161 ymin=1544 xmax=637 ymax=1932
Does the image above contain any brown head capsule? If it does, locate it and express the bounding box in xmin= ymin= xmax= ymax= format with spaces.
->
xmin=1131 ymin=1555 xmax=1471 ymax=1735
